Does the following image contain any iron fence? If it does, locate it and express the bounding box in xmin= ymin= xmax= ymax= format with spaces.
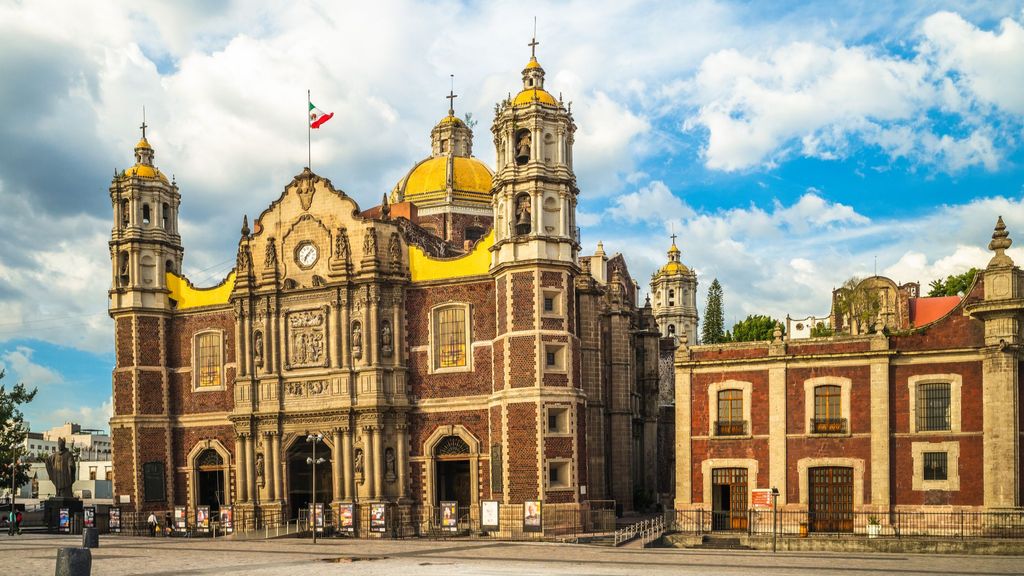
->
xmin=666 ymin=509 xmax=1024 ymax=539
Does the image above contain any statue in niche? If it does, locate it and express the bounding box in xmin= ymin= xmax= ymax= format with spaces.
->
xmin=253 ymin=330 xmax=264 ymax=367
xmin=363 ymin=227 xmax=377 ymax=258
xmin=255 ymin=452 xmax=265 ymax=487
xmin=351 ymin=322 xmax=362 ymax=360
xmin=516 ymin=131 xmax=531 ymax=163
xmin=335 ymin=227 xmax=351 ymax=263
xmin=385 ymin=447 xmax=396 ymax=481
xmin=265 ymin=237 xmax=277 ymax=268
xmin=388 ymin=233 xmax=401 ymax=270
xmin=380 ymin=320 xmax=393 ymax=357
xmin=44 ymin=437 xmax=76 ymax=499
xmin=354 ymin=448 xmax=365 ymax=483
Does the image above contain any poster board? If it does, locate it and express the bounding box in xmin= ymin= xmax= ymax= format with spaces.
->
xmin=338 ymin=503 xmax=355 ymax=533
xmin=221 ymin=506 xmax=233 ymax=534
xmin=58 ymin=508 xmax=70 ymax=533
xmin=173 ymin=506 xmax=187 ymax=532
xmin=370 ymin=503 xmax=386 ymax=533
xmin=480 ymin=500 xmax=500 ymax=532
xmin=314 ymin=503 xmax=325 ymax=533
xmin=196 ymin=506 xmax=210 ymax=533
xmin=751 ymin=489 xmax=774 ymax=510
xmin=440 ymin=501 xmax=458 ymax=532
xmin=109 ymin=507 xmax=121 ymax=533
xmin=83 ymin=507 xmax=95 ymax=528
xmin=523 ymin=500 xmax=542 ymax=533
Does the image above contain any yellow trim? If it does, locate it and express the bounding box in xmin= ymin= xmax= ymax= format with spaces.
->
xmin=409 ymin=230 xmax=493 ymax=282
xmin=513 ymin=88 xmax=558 ymax=107
xmin=166 ymin=271 xmax=235 ymax=309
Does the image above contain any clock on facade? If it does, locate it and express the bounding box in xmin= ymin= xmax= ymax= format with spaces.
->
xmin=295 ymin=242 xmax=319 ymax=268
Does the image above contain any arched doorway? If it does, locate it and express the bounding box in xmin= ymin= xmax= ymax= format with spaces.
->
xmin=434 ymin=436 xmax=471 ymax=507
xmin=287 ymin=440 xmax=332 ymax=519
xmin=195 ymin=449 xmax=225 ymax=513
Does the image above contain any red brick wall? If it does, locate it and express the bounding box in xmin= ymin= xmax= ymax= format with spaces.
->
xmin=892 ymin=308 xmax=984 ymax=351
xmin=496 ymin=277 xmax=507 ymax=334
xmin=167 ymin=309 xmax=235 ymax=368
xmin=786 ymin=436 xmax=872 ymax=505
xmin=405 ymin=280 xmax=496 ymax=347
xmin=138 ymin=316 xmax=162 ymax=366
xmin=116 ymin=316 xmax=134 ymax=367
xmin=690 ymin=345 xmax=769 ymax=362
xmin=493 ymin=340 xmax=504 ymax=392
xmin=408 ymin=409 xmax=490 ymax=458
xmin=168 ymin=370 xmax=235 ymax=414
xmin=544 ymin=436 xmax=573 ymax=459
xmin=511 ymin=272 xmax=535 ymax=331
xmin=892 ymin=362 xmax=983 ymax=434
xmin=691 ymin=371 xmax=768 ymax=436
xmin=690 ymin=438 xmax=770 ymax=503
xmin=893 ymin=436 xmax=983 ymax=506
xmin=786 ymin=366 xmax=871 ymax=435
xmin=507 ymin=402 xmax=538 ymax=502
xmin=137 ymin=427 xmax=169 ymax=510
xmin=409 ymin=346 xmax=492 ymax=398
xmin=111 ymin=427 xmax=134 ymax=505
xmin=113 ymin=371 xmax=133 ymax=415
xmin=576 ymin=407 xmax=588 ymax=489
xmin=138 ymin=371 xmax=164 ymax=414
xmin=509 ymin=336 xmax=536 ymax=388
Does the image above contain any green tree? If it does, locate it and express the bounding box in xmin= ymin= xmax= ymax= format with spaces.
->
xmin=701 ymin=279 xmax=726 ymax=344
xmin=928 ymin=268 xmax=979 ymax=297
xmin=730 ymin=314 xmax=783 ymax=342
xmin=833 ymin=277 xmax=881 ymax=333
xmin=0 ymin=370 xmax=36 ymax=498
xmin=810 ymin=321 xmax=833 ymax=338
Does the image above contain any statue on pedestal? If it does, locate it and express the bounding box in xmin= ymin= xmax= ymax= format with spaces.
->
xmin=45 ymin=438 xmax=77 ymax=499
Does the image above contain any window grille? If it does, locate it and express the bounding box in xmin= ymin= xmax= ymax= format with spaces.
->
xmin=435 ymin=307 xmax=467 ymax=368
xmin=917 ymin=383 xmax=951 ymax=431
xmin=923 ymin=451 xmax=948 ymax=481
xmin=435 ymin=436 xmax=470 ymax=457
xmin=197 ymin=333 xmax=222 ymax=387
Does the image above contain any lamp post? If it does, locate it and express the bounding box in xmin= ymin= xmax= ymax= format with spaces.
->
xmin=306 ymin=433 xmax=325 ymax=544
xmin=770 ymin=486 xmax=780 ymax=553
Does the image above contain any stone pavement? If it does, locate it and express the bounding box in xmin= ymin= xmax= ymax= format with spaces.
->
xmin=3 ymin=533 xmax=1023 ymax=575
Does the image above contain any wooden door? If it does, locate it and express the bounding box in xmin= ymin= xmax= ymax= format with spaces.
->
xmin=808 ymin=467 xmax=853 ymax=533
xmin=711 ymin=468 xmax=748 ymax=531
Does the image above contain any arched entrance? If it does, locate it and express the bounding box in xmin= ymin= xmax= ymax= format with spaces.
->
xmin=195 ymin=449 xmax=225 ymax=513
xmin=287 ymin=440 xmax=332 ymax=519
xmin=434 ymin=436 xmax=471 ymax=507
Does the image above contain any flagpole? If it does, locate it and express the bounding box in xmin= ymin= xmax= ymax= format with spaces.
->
xmin=307 ymin=89 xmax=312 ymax=171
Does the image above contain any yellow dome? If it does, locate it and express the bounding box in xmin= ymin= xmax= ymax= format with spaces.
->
xmin=658 ymin=261 xmax=688 ymax=276
xmin=668 ymin=243 xmax=681 ymax=255
xmin=513 ymin=88 xmax=558 ymax=107
xmin=525 ymin=57 xmax=542 ymax=69
xmin=124 ymin=164 xmax=169 ymax=182
xmin=399 ymin=156 xmax=493 ymax=205
xmin=437 ymin=114 xmax=465 ymax=126
xmin=135 ymin=137 xmax=152 ymax=149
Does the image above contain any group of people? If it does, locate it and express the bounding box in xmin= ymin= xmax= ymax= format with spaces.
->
xmin=5 ymin=509 xmax=23 ymax=535
xmin=146 ymin=511 xmax=177 ymax=536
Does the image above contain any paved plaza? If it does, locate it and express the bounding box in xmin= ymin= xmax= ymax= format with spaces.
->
xmin=3 ymin=534 xmax=1024 ymax=576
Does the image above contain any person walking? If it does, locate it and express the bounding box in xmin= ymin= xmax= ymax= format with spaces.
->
xmin=14 ymin=510 xmax=22 ymax=535
xmin=147 ymin=512 xmax=158 ymax=537
xmin=6 ymin=509 xmax=14 ymax=536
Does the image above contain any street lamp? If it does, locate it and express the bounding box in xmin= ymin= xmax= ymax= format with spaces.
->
xmin=770 ymin=486 xmax=780 ymax=553
xmin=306 ymin=433 xmax=326 ymax=544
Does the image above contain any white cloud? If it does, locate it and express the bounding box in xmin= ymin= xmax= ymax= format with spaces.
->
xmin=607 ymin=180 xmax=695 ymax=225
xmin=0 ymin=346 xmax=64 ymax=388
xmin=52 ymin=397 xmax=113 ymax=433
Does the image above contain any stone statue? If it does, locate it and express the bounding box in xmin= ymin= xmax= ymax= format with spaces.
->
xmin=255 ymin=452 xmax=265 ymax=487
xmin=363 ymin=227 xmax=377 ymax=258
xmin=264 ymin=237 xmax=277 ymax=268
xmin=45 ymin=438 xmax=76 ymax=499
xmin=381 ymin=321 xmax=393 ymax=357
xmin=388 ymin=233 xmax=401 ymax=270
xmin=351 ymin=322 xmax=362 ymax=360
xmin=253 ymin=331 xmax=264 ymax=367
xmin=335 ymin=227 xmax=350 ymax=263
xmin=236 ymin=245 xmax=251 ymax=272
xmin=354 ymin=448 xmax=364 ymax=482
xmin=385 ymin=447 xmax=396 ymax=480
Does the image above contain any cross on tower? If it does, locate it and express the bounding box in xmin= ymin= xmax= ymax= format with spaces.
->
xmin=446 ymin=74 xmax=458 ymax=115
xmin=140 ymin=106 xmax=147 ymax=139
xmin=529 ymin=17 xmax=539 ymax=58
xmin=670 ymin=233 xmax=678 ymax=245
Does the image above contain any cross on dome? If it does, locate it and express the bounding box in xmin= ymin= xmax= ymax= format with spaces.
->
xmin=446 ymin=74 xmax=458 ymax=116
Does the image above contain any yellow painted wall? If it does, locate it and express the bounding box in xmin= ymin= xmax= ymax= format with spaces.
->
xmin=166 ymin=271 xmax=235 ymax=309
xmin=409 ymin=230 xmax=493 ymax=282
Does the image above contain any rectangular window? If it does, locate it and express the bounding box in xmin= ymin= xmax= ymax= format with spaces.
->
xmin=543 ymin=344 xmax=565 ymax=371
xmin=917 ymin=383 xmax=951 ymax=431
xmin=716 ymin=389 xmax=745 ymax=435
xmin=812 ymin=385 xmax=845 ymax=433
xmin=547 ymin=407 xmax=568 ymax=434
xmin=435 ymin=306 xmax=467 ymax=368
xmin=546 ymin=351 xmax=556 ymax=366
xmin=142 ymin=461 xmax=166 ymax=502
xmin=548 ymin=461 xmax=569 ymax=488
xmin=89 ymin=467 xmax=97 ymax=480
xmin=544 ymin=297 xmax=554 ymax=312
xmin=923 ymin=452 xmax=948 ymax=481
xmin=196 ymin=332 xmax=222 ymax=387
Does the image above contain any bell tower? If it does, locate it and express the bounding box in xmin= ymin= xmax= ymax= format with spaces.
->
xmin=108 ymin=120 xmax=183 ymax=311
xmin=489 ymin=36 xmax=586 ymax=505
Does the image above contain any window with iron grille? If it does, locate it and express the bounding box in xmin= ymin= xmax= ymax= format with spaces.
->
xmin=434 ymin=306 xmax=467 ymax=369
xmin=923 ymin=451 xmax=948 ymax=481
xmin=813 ymin=385 xmax=845 ymax=433
xmin=196 ymin=332 xmax=222 ymax=387
xmin=917 ymin=383 xmax=951 ymax=431
xmin=717 ymin=389 xmax=745 ymax=435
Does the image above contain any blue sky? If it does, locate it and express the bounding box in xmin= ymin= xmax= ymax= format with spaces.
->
xmin=0 ymin=1 xmax=1022 ymax=432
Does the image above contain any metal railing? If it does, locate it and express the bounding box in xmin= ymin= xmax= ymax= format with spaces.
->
xmin=714 ymin=420 xmax=748 ymax=436
xmin=613 ymin=516 xmax=666 ymax=546
xmin=811 ymin=418 xmax=847 ymax=434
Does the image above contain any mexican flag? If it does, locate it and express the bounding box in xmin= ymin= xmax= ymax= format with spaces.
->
xmin=309 ymin=102 xmax=334 ymax=129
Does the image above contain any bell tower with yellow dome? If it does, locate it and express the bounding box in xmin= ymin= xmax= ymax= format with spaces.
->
xmin=108 ymin=121 xmax=183 ymax=311
xmin=390 ymin=88 xmax=494 ymax=246
xmin=650 ymin=235 xmax=698 ymax=344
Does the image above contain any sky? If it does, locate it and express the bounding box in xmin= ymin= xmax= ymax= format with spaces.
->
xmin=0 ymin=0 xmax=1023 ymax=433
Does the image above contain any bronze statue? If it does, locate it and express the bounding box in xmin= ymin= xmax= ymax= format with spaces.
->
xmin=45 ymin=438 xmax=77 ymax=499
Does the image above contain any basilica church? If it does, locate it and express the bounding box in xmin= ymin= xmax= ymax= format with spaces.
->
xmin=107 ymin=44 xmax=693 ymax=522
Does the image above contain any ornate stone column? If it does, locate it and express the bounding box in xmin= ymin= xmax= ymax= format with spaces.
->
xmin=372 ymin=425 xmax=384 ymax=500
xmin=244 ymin=434 xmax=256 ymax=504
xmin=235 ymin=435 xmax=247 ymax=502
xmin=396 ymin=421 xmax=408 ymax=500
xmin=271 ymin=431 xmax=282 ymax=503
xmin=364 ymin=424 xmax=377 ymax=500
xmin=369 ymin=288 xmax=379 ymax=367
xmin=332 ymin=428 xmax=343 ymax=502
xmin=342 ymin=427 xmax=354 ymax=501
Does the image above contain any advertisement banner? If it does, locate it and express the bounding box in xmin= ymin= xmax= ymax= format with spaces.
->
xmin=221 ymin=506 xmax=233 ymax=533
xmin=338 ymin=503 xmax=355 ymax=533
xmin=523 ymin=500 xmax=542 ymax=533
xmin=109 ymin=507 xmax=121 ymax=533
xmin=440 ymin=501 xmax=458 ymax=532
xmin=174 ymin=506 xmax=187 ymax=532
xmin=83 ymin=507 xmax=95 ymax=528
xmin=370 ymin=503 xmax=387 ymax=533
xmin=480 ymin=500 xmax=500 ymax=532
xmin=314 ymin=503 xmax=325 ymax=532
xmin=196 ymin=506 xmax=210 ymax=533
xmin=59 ymin=508 xmax=70 ymax=533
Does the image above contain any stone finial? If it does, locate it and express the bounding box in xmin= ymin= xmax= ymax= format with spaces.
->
xmin=874 ymin=318 xmax=886 ymax=336
xmin=595 ymin=241 xmax=606 ymax=258
xmin=380 ymin=193 xmax=391 ymax=220
xmin=681 ymin=333 xmax=689 ymax=347
xmin=988 ymin=216 xmax=1014 ymax=267
xmin=772 ymin=322 xmax=783 ymax=343
xmin=241 ymin=215 xmax=250 ymax=238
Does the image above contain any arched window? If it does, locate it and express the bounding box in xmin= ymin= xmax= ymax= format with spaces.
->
xmin=514 ymin=193 xmax=532 ymax=236
xmin=716 ymin=389 xmax=745 ymax=435
xmin=120 ymin=199 xmax=130 ymax=228
xmin=142 ymin=204 xmax=151 ymax=225
xmin=813 ymin=385 xmax=844 ymax=433
xmin=194 ymin=331 xmax=223 ymax=388
xmin=669 ymin=289 xmax=675 ymax=298
xmin=165 ymin=259 xmax=174 ymax=275
xmin=117 ymin=251 xmax=130 ymax=286
xmin=668 ymin=324 xmax=676 ymax=335
xmin=162 ymin=203 xmax=170 ymax=229
xmin=515 ymin=129 xmax=531 ymax=166
xmin=433 ymin=304 xmax=469 ymax=370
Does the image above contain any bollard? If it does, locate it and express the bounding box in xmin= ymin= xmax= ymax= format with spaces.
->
xmin=55 ymin=547 xmax=92 ymax=576
xmin=82 ymin=527 xmax=100 ymax=549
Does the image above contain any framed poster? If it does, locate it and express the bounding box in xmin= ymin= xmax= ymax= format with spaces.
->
xmin=480 ymin=500 xmax=500 ymax=532
xmin=59 ymin=508 xmax=70 ymax=533
xmin=338 ymin=503 xmax=354 ymax=533
xmin=173 ymin=506 xmax=187 ymax=532
xmin=523 ymin=500 xmax=542 ymax=533
xmin=196 ymin=506 xmax=210 ymax=533
xmin=370 ymin=503 xmax=386 ymax=533
xmin=221 ymin=506 xmax=233 ymax=533
xmin=83 ymin=507 xmax=95 ymax=528
xmin=109 ymin=507 xmax=121 ymax=533
xmin=751 ymin=489 xmax=774 ymax=510
xmin=314 ymin=503 xmax=325 ymax=532
xmin=440 ymin=501 xmax=458 ymax=532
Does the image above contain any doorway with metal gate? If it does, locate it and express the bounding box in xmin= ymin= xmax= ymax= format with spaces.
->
xmin=808 ymin=466 xmax=853 ymax=533
xmin=711 ymin=467 xmax=748 ymax=531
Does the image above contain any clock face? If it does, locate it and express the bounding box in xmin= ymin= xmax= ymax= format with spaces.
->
xmin=296 ymin=242 xmax=318 ymax=268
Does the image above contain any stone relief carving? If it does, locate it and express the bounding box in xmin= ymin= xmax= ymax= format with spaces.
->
xmin=265 ymin=237 xmax=277 ymax=268
xmin=287 ymin=310 xmax=326 ymax=367
xmin=351 ymin=321 xmax=363 ymax=360
xmin=380 ymin=320 xmax=393 ymax=358
xmin=363 ymin=226 xmax=377 ymax=259
xmin=253 ymin=330 xmax=264 ymax=367
xmin=354 ymin=448 xmax=365 ymax=483
xmin=236 ymin=244 xmax=251 ymax=272
xmin=296 ymin=175 xmax=315 ymax=211
xmin=388 ymin=232 xmax=401 ymax=271
xmin=335 ymin=226 xmax=351 ymax=263
xmin=385 ymin=447 xmax=396 ymax=481
xmin=284 ymin=380 xmax=330 ymax=397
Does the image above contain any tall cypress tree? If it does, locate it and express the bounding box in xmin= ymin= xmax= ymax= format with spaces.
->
xmin=702 ymin=278 xmax=726 ymax=344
